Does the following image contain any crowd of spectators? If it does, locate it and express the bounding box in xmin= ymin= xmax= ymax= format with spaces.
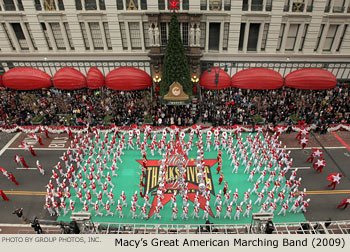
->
xmin=0 ymin=88 xmax=149 ymax=126
xmin=200 ymin=85 xmax=350 ymax=129
xmin=0 ymin=85 xmax=349 ymax=127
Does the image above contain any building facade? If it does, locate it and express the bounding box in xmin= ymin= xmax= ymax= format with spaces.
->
xmin=0 ymin=0 xmax=350 ymax=80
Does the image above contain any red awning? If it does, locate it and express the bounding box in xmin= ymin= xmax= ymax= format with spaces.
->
xmin=105 ymin=67 xmax=152 ymax=90
xmin=2 ymin=67 xmax=52 ymax=90
xmin=231 ymin=68 xmax=283 ymax=89
xmin=87 ymin=68 xmax=104 ymax=89
xmin=285 ymin=68 xmax=337 ymax=90
xmin=199 ymin=67 xmax=231 ymax=90
xmin=53 ymin=67 xmax=87 ymax=90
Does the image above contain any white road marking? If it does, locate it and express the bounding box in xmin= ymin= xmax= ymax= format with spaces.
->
xmin=16 ymin=167 xmax=38 ymax=170
xmin=0 ymin=132 xmax=21 ymax=156
xmin=286 ymin=147 xmax=346 ymax=150
xmin=289 ymin=167 xmax=311 ymax=170
xmin=7 ymin=148 xmax=68 ymax=151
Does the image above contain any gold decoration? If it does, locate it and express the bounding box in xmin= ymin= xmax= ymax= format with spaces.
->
xmin=211 ymin=0 xmax=221 ymax=11
xmin=294 ymin=2 xmax=304 ymax=12
xmin=127 ymin=0 xmax=138 ymax=10
xmin=164 ymin=82 xmax=189 ymax=101
xmin=44 ymin=0 xmax=56 ymax=11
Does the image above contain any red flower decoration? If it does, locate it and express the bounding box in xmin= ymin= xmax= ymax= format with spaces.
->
xmin=169 ymin=0 xmax=180 ymax=10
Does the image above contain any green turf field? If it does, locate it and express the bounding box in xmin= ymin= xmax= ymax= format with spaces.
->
xmin=57 ymin=132 xmax=306 ymax=224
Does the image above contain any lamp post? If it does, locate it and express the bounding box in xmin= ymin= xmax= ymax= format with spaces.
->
xmin=152 ymin=74 xmax=162 ymax=103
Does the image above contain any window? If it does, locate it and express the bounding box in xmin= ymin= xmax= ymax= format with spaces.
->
xmin=333 ymin=0 xmax=345 ymax=12
xmin=75 ymin=0 xmax=82 ymax=10
xmin=141 ymin=0 xmax=147 ymax=10
xmin=99 ymin=0 xmax=106 ymax=10
xmin=89 ymin=22 xmax=104 ymax=50
xmin=34 ymin=0 xmax=42 ymax=10
xmin=336 ymin=24 xmax=348 ymax=51
xmin=25 ymin=23 xmax=37 ymax=50
xmin=182 ymin=0 xmax=189 ymax=10
xmin=126 ymin=0 xmax=138 ymax=9
xmin=238 ymin=23 xmax=245 ymax=51
xmin=85 ymin=0 xmax=97 ymax=10
xmin=44 ymin=0 xmax=56 ymax=10
xmin=285 ymin=24 xmax=300 ymax=51
xmin=261 ymin=23 xmax=269 ymax=51
xmin=143 ymin=22 xmax=150 ymax=49
xmin=210 ymin=0 xmax=221 ymax=10
xmin=276 ymin=23 xmax=285 ymax=51
xmin=116 ymin=0 xmax=123 ymax=10
xmin=103 ymin=22 xmax=112 ymax=50
xmin=247 ymin=23 xmax=260 ymax=51
xmin=160 ymin=22 xmax=167 ymax=46
xmin=182 ymin=22 xmax=189 ymax=46
xmin=129 ymin=22 xmax=141 ymax=49
xmin=200 ymin=22 xmax=206 ymax=49
xmin=50 ymin=22 xmax=66 ymax=50
xmin=242 ymin=0 xmax=248 ymax=11
xmin=200 ymin=0 xmax=207 ymax=10
xmin=284 ymin=0 xmax=290 ymax=12
xmin=209 ymin=23 xmax=220 ymax=50
xmin=58 ymin=0 xmax=65 ymax=10
xmin=1 ymin=23 xmax=15 ymax=50
xmin=119 ymin=22 xmax=128 ymax=49
xmin=323 ymin=24 xmax=339 ymax=51
xmin=64 ymin=22 xmax=75 ymax=50
xmin=299 ymin=24 xmax=309 ymax=51
xmin=324 ymin=0 xmax=331 ymax=12
xmin=266 ymin=0 xmax=273 ymax=11
xmin=3 ymin=0 xmax=16 ymax=11
xmin=11 ymin=23 xmax=28 ymax=50
xmin=40 ymin=23 xmax=53 ymax=50
xmin=158 ymin=0 xmax=165 ymax=10
xmin=16 ymin=0 xmax=24 ymax=10
xmin=223 ymin=22 xmax=229 ymax=50
xmin=80 ymin=22 xmax=90 ymax=50
xmin=314 ymin=24 xmax=325 ymax=51
xmin=224 ymin=0 xmax=231 ymax=10
xmin=306 ymin=0 xmax=313 ymax=12
xmin=251 ymin=0 xmax=263 ymax=11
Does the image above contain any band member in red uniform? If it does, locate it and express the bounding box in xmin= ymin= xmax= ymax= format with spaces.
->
xmin=306 ymin=148 xmax=323 ymax=163
xmin=20 ymin=156 xmax=29 ymax=168
xmin=337 ymin=196 xmax=350 ymax=209
xmin=0 ymin=190 xmax=9 ymax=201
xmin=327 ymin=173 xmax=342 ymax=190
xmin=218 ymin=173 xmax=224 ymax=185
xmin=8 ymin=173 xmax=19 ymax=186
xmin=299 ymin=136 xmax=309 ymax=150
xmin=29 ymin=146 xmax=37 ymax=157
